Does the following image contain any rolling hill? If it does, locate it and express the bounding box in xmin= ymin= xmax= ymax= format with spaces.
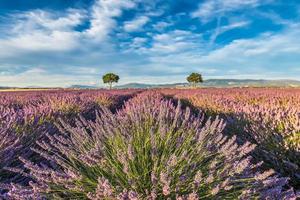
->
xmin=115 ymin=79 xmax=300 ymax=88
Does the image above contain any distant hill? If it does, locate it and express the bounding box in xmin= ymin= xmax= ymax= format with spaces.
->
xmin=69 ymin=85 xmax=98 ymax=89
xmin=1 ymin=79 xmax=300 ymax=90
xmin=201 ymin=79 xmax=300 ymax=88
xmin=116 ymin=79 xmax=300 ymax=89
xmin=115 ymin=83 xmax=186 ymax=89
xmin=0 ymin=86 xmax=13 ymax=89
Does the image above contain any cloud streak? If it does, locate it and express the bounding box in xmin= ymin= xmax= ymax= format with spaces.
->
xmin=123 ymin=16 xmax=150 ymax=32
xmin=191 ymin=0 xmax=264 ymax=22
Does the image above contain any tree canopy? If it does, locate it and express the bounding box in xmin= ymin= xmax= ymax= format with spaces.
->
xmin=187 ymin=73 xmax=203 ymax=87
xmin=102 ymin=73 xmax=120 ymax=89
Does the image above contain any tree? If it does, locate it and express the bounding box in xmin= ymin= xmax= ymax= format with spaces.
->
xmin=187 ymin=73 xmax=203 ymax=87
xmin=102 ymin=73 xmax=120 ymax=89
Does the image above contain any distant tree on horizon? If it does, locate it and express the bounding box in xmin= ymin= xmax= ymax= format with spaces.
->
xmin=187 ymin=73 xmax=203 ymax=87
xmin=102 ymin=73 xmax=120 ymax=89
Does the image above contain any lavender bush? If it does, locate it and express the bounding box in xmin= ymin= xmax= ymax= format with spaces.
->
xmin=162 ymin=88 xmax=300 ymax=188
xmin=0 ymin=89 xmax=137 ymax=196
xmin=4 ymin=92 xmax=297 ymax=199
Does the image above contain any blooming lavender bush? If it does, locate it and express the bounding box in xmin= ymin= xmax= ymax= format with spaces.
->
xmin=0 ymin=89 xmax=137 ymax=196
xmin=162 ymin=88 xmax=300 ymax=188
xmin=4 ymin=92 xmax=297 ymax=199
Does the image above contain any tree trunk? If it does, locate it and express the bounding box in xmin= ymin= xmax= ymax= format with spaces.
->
xmin=109 ymin=82 xmax=112 ymax=89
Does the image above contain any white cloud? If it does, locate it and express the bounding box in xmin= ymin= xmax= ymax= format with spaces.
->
xmin=187 ymin=24 xmax=300 ymax=79
xmin=130 ymin=37 xmax=148 ymax=49
xmin=85 ymin=0 xmax=136 ymax=41
xmin=123 ymin=16 xmax=149 ymax=32
xmin=152 ymin=21 xmax=172 ymax=32
xmin=219 ymin=21 xmax=250 ymax=33
xmin=192 ymin=0 xmax=263 ymax=22
xmin=0 ymin=0 xmax=137 ymax=56
xmin=256 ymin=10 xmax=298 ymax=27
xmin=205 ymin=26 xmax=300 ymax=59
xmin=124 ymin=23 xmax=300 ymax=80
xmin=0 ymin=67 xmax=104 ymax=87
xmin=0 ymin=9 xmax=86 ymax=57
xmin=12 ymin=9 xmax=86 ymax=32
xmin=0 ymin=31 xmax=80 ymax=54
xmin=147 ymin=30 xmax=203 ymax=54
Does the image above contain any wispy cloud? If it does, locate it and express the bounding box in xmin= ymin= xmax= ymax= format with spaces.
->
xmin=209 ymin=20 xmax=251 ymax=45
xmin=152 ymin=21 xmax=173 ymax=32
xmin=144 ymin=30 xmax=203 ymax=54
xmin=123 ymin=16 xmax=150 ymax=32
xmin=192 ymin=0 xmax=264 ymax=22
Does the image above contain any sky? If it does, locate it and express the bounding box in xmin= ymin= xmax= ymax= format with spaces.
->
xmin=0 ymin=0 xmax=299 ymax=87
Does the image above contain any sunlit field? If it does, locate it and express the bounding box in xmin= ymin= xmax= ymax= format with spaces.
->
xmin=0 ymin=88 xmax=299 ymax=199
xmin=0 ymin=89 xmax=54 ymax=92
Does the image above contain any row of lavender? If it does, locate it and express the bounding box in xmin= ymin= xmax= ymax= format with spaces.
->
xmin=0 ymin=89 xmax=299 ymax=199
xmin=161 ymin=88 xmax=300 ymax=189
xmin=0 ymin=89 xmax=138 ymax=195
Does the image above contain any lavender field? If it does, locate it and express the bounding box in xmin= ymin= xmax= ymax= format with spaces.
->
xmin=0 ymin=89 xmax=299 ymax=199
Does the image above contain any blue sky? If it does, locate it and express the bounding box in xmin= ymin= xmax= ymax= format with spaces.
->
xmin=0 ymin=0 xmax=299 ymax=87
